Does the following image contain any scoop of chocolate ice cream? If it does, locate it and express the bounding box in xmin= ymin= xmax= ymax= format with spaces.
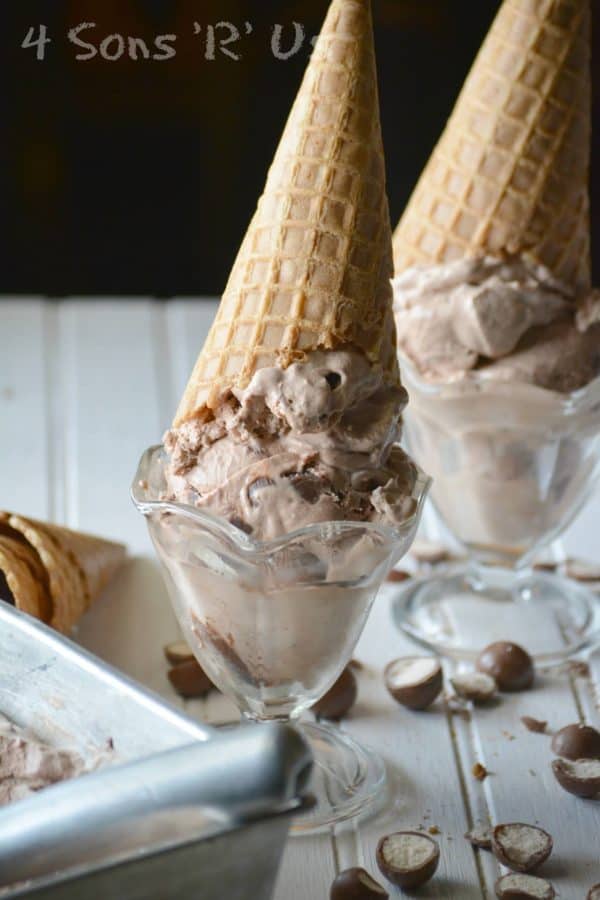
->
xmin=164 ymin=349 xmax=420 ymax=541
xmin=393 ymin=255 xmax=600 ymax=392
xmin=0 ymin=715 xmax=93 ymax=806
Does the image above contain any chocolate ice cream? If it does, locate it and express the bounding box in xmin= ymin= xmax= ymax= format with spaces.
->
xmin=164 ymin=350 xmax=419 ymax=542
xmin=0 ymin=715 xmax=88 ymax=806
xmin=394 ymin=256 xmax=600 ymax=393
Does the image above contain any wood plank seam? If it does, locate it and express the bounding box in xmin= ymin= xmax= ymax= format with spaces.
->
xmin=554 ymin=538 xmax=600 ymax=727
xmin=61 ymin=303 xmax=81 ymax=530
xmin=443 ymin=700 xmax=493 ymax=897
xmin=43 ymin=303 xmax=64 ymax=525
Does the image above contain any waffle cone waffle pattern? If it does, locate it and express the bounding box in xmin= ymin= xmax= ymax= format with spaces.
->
xmin=175 ymin=0 xmax=398 ymax=424
xmin=393 ymin=0 xmax=591 ymax=295
xmin=0 ymin=513 xmax=126 ymax=633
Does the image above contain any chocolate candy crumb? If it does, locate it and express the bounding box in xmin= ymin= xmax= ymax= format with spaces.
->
xmin=568 ymin=660 xmax=590 ymax=678
xmin=521 ymin=716 xmax=548 ymax=734
xmin=465 ymin=825 xmax=492 ymax=850
xmin=472 ymin=763 xmax=489 ymax=781
xmin=386 ymin=568 xmax=410 ymax=583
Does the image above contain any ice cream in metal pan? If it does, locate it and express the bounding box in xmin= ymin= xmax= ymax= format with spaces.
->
xmin=0 ymin=714 xmax=103 ymax=807
xmin=0 ymin=601 xmax=310 ymax=899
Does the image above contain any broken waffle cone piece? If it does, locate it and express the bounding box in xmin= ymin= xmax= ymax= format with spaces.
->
xmin=0 ymin=533 xmax=52 ymax=622
xmin=0 ymin=513 xmax=126 ymax=633
xmin=175 ymin=0 xmax=398 ymax=424
xmin=393 ymin=0 xmax=591 ymax=295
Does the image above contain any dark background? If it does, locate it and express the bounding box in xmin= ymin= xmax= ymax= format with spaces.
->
xmin=2 ymin=1 xmax=599 ymax=297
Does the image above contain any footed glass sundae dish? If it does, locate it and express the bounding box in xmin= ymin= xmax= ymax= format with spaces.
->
xmin=393 ymin=362 xmax=600 ymax=663
xmin=389 ymin=0 xmax=600 ymax=661
xmin=133 ymin=447 xmax=428 ymax=831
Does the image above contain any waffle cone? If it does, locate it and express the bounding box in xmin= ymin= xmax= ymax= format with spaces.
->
xmin=0 ymin=513 xmax=126 ymax=633
xmin=175 ymin=0 xmax=397 ymax=425
xmin=393 ymin=0 xmax=591 ymax=294
xmin=0 ymin=533 xmax=51 ymax=623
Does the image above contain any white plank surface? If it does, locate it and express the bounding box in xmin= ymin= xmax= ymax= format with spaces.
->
xmin=0 ymin=301 xmax=51 ymax=518
xmin=57 ymin=300 xmax=164 ymax=552
xmin=339 ymin=594 xmax=485 ymax=899
xmin=1 ymin=297 xmax=600 ymax=900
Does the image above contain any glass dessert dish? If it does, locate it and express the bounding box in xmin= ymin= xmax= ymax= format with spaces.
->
xmin=132 ymin=446 xmax=429 ymax=833
xmin=392 ymin=361 xmax=600 ymax=663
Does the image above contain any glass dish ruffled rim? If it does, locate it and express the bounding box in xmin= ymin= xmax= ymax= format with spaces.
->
xmin=399 ymin=352 xmax=600 ymax=417
xmin=131 ymin=445 xmax=431 ymax=560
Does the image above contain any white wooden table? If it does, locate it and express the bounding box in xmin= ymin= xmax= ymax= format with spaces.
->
xmin=2 ymin=298 xmax=600 ymax=899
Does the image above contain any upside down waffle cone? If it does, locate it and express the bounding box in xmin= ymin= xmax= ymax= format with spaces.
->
xmin=0 ymin=513 xmax=126 ymax=633
xmin=393 ymin=0 xmax=591 ymax=294
xmin=175 ymin=0 xmax=397 ymax=425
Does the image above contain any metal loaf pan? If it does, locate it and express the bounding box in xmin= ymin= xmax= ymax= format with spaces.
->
xmin=0 ymin=601 xmax=310 ymax=899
